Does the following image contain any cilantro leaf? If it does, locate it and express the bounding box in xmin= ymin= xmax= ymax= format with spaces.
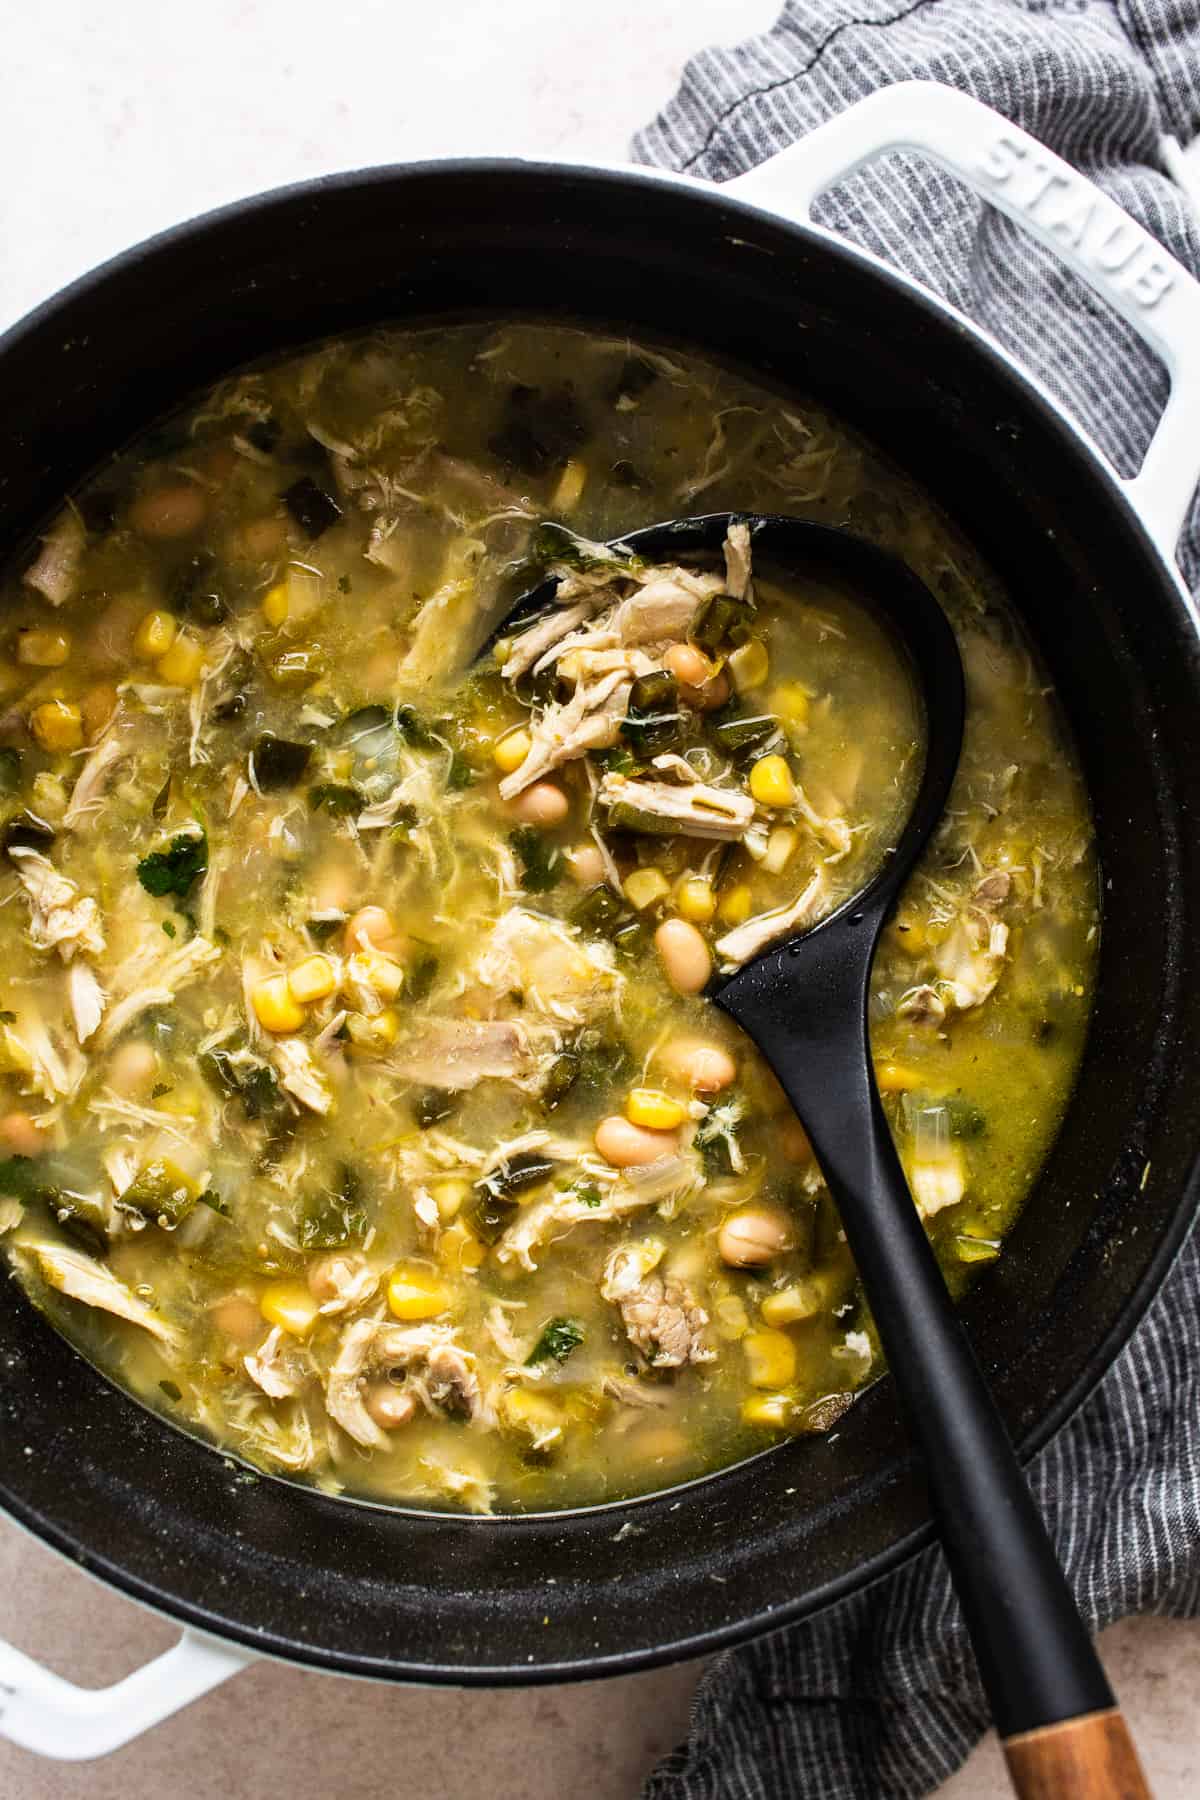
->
xmin=137 ymin=831 xmax=208 ymax=900
xmin=525 ymin=1317 xmax=585 ymax=1367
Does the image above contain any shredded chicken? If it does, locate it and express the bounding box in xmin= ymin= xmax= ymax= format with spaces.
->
xmin=715 ymin=868 xmax=827 ymax=968
xmin=62 ymin=733 xmax=128 ymax=831
xmin=96 ymin=935 xmax=222 ymax=1048
xmin=67 ymin=961 xmax=106 ymax=1044
xmin=312 ymin=1251 xmax=378 ymax=1316
xmin=324 ymin=1317 xmax=391 ymax=1450
xmin=389 ymin=1017 xmax=534 ymax=1088
xmin=475 ymin=908 xmax=620 ymax=1023
xmin=896 ymin=984 xmax=946 ymax=1027
xmin=601 ymin=1373 xmax=670 ymax=1410
xmin=909 ymin=1143 xmax=967 ymax=1217
xmin=498 ymin=670 xmax=630 ymax=799
xmin=501 ymin=599 xmax=598 ymax=680
xmin=244 ymin=1325 xmax=308 ymax=1399
xmin=272 ymin=1038 xmax=332 ymax=1114
xmin=10 ymin=848 xmax=105 ymax=962
xmin=21 ymin=1241 xmax=178 ymax=1344
xmin=599 ymin=771 xmax=755 ymax=841
xmin=723 ymin=519 xmax=753 ymax=601
xmin=932 ymin=872 xmax=1012 ymax=1011
xmin=498 ymin=1156 xmax=699 ymax=1272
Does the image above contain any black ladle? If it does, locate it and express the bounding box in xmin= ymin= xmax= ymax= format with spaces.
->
xmin=497 ymin=513 xmax=1145 ymax=1796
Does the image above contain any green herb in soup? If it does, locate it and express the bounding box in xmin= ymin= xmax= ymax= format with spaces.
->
xmin=0 ymin=323 xmax=1096 ymax=1513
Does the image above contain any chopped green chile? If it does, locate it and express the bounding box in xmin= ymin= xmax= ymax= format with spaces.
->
xmin=0 ymin=320 xmax=1095 ymax=1517
xmin=252 ymin=734 xmax=312 ymax=789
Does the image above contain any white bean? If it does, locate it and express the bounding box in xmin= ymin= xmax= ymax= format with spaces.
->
xmin=210 ymin=1294 xmax=263 ymax=1346
xmin=594 ymin=1114 xmax=679 ymax=1167
xmin=566 ymin=843 xmax=606 ymax=887
xmin=0 ymin=1111 xmax=46 ymax=1157
xmin=718 ymin=1208 xmax=793 ymax=1268
xmin=106 ymin=1040 xmax=158 ymax=1099
xmin=344 ymin=906 xmax=395 ymax=953
xmin=507 ymin=781 xmax=569 ymax=828
xmin=654 ymin=918 xmax=712 ymax=995
xmin=129 ymin=483 xmax=207 ymax=540
xmin=364 ymin=1380 xmax=418 ymax=1430
xmin=658 ymin=1038 xmax=736 ymax=1094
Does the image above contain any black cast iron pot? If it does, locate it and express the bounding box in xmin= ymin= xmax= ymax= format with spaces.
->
xmin=0 ymin=83 xmax=1198 ymax=1749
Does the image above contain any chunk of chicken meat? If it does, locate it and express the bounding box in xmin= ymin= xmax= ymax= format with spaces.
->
xmin=723 ymin=519 xmax=753 ymax=602
xmin=21 ymin=1241 xmax=178 ymax=1345
xmin=932 ymin=871 xmax=1013 ymax=1012
xmin=244 ymin=1325 xmax=308 ymax=1399
xmin=600 ymin=771 xmax=755 ymax=841
xmin=501 ymin=598 xmax=598 ymax=680
xmin=498 ymin=670 xmax=630 ymax=799
xmin=499 ymin=1155 xmax=700 ymax=1272
xmin=272 ymin=1037 xmax=332 ymax=1114
xmin=613 ymin=1271 xmax=715 ymax=1369
xmin=389 ymin=1017 xmax=535 ymax=1088
xmin=474 ymin=907 xmax=619 ymax=1024
xmin=715 ymin=868 xmax=827 ymax=969
xmin=10 ymin=848 xmax=105 ymax=962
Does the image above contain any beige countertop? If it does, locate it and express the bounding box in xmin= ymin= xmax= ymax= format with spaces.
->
xmin=2 ymin=3 xmax=1197 ymax=1793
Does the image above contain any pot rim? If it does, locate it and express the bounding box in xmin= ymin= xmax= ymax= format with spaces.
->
xmin=0 ymin=152 xmax=1197 ymax=1685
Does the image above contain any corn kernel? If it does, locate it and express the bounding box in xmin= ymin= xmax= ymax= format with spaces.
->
xmin=749 ymin=754 xmax=796 ymax=809
xmin=261 ymin=581 xmax=289 ymax=627
xmin=713 ymin=1293 xmax=750 ymax=1340
xmin=744 ymin=1328 xmax=797 ymax=1389
xmin=156 ymin=631 xmax=205 ymax=687
xmin=431 ymin=1177 xmax=471 ymax=1221
xmin=492 ymin=637 xmax=512 ymax=668
xmin=387 ymin=1264 xmax=451 ymax=1320
xmin=493 ymin=727 xmax=532 ymax=774
xmin=741 ymin=1392 xmax=795 ymax=1428
xmin=260 ymin=1280 xmax=320 ymax=1337
xmin=762 ymin=826 xmax=798 ymax=875
xmin=29 ymin=700 xmax=83 ymax=752
xmin=438 ymin=1219 xmax=486 ymax=1273
xmin=875 ymin=1060 xmax=922 ymax=1094
xmin=345 ymin=1008 xmax=399 ymax=1054
xmin=626 ymin=1087 xmax=688 ymax=1131
xmin=502 ymin=1387 xmax=565 ymax=1442
xmin=551 ymin=458 xmax=588 ymax=513
xmin=623 ymin=866 xmax=671 ymax=911
xmin=346 ymin=948 xmax=405 ymax=1001
xmin=761 ymin=1279 xmax=827 ymax=1327
xmin=772 ymin=681 xmax=810 ymax=728
xmin=889 ymin=911 xmax=928 ymax=954
xmin=287 ymin=954 xmax=336 ymax=1004
xmin=17 ymin=627 xmax=72 ymax=668
xmin=676 ymin=876 xmax=716 ymax=924
xmin=718 ymin=882 xmax=754 ymax=926
xmin=133 ymin=610 xmax=178 ymax=661
xmin=251 ymin=973 xmax=306 ymax=1034
xmin=728 ymin=638 xmax=769 ymax=693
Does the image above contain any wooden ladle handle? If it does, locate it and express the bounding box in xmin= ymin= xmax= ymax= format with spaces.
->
xmin=1003 ymin=1709 xmax=1152 ymax=1798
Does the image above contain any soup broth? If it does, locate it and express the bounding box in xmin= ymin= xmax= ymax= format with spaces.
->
xmin=0 ymin=323 xmax=1096 ymax=1512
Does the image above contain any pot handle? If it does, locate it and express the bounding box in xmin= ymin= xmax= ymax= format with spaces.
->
xmin=0 ymin=1627 xmax=252 ymax=1760
xmin=725 ymin=80 xmax=1200 ymax=567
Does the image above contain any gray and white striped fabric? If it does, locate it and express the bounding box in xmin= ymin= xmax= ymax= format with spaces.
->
xmin=632 ymin=6 xmax=1200 ymax=1795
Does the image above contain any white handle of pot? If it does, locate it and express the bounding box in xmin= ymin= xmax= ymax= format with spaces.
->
xmin=0 ymin=1627 xmax=252 ymax=1761
xmin=726 ymin=80 xmax=1200 ymax=568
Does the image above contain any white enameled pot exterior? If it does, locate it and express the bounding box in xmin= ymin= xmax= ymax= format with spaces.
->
xmin=2 ymin=79 xmax=1198 ymax=1760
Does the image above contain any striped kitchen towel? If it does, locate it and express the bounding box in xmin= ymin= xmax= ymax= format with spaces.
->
xmin=633 ymin=4 xmax=1200 ymax=1795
